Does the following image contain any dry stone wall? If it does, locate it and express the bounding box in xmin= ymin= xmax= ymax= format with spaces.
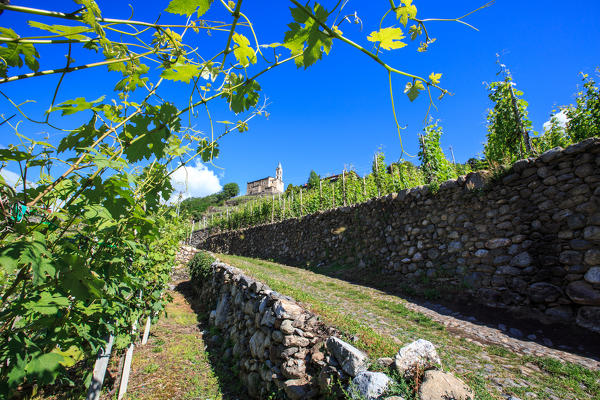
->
xmin=197 ymin=260 xmax=337 ymax=399
xmin=196 ymin=139 xmax=600 ymax=333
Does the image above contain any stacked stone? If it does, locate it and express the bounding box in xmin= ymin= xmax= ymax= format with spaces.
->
xmin=200 ymin=261 xmax=337 ymax=399
xmin=199 ymin=138 xmax=600 ymax=333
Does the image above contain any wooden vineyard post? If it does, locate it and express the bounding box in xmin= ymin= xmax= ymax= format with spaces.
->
xmin=291 ymin=191 xmax=294 ymax=217
xmin=342 ymin=169 xmax=346 ymax=206
xmin=331 ymin=183 xmax=334 ymax=209
xmin=375 ymin=154 xmax=381 ymax=197
xmin=283 ymin=195 xmax=286 ymax=219
xmin=300 ymin=188 xmax=303 ymax=216
xmin=86 ymin=334 xmax=114 ymax=400
xmin=319 ymin=180 xmax=322 ymax=209
xmin=271 ymin=194 xmax=274 ymax=223
xmin=363 ymin=176 xmax=366 ymax=198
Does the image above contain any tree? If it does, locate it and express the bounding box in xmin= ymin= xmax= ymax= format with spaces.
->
xmin=307 ymin=170 xmax=320 ymax=188
xmin=222 ymin=183 xmax=240 ymax=200
xmin=565 ymin=70 xmax=600 ymax=142
xmin=484 ymin=63 xmax=534 ymax=165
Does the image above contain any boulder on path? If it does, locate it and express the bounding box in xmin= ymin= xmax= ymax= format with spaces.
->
xmin=394 ymin=339 xmax=441 ymax=379
xmin=326 ymin=336 xmax=368 ymax=377
xmin=419 ymin=370 xmax=474 ymax=400
xmin=349 ymin=371 xmax=391 ymax=400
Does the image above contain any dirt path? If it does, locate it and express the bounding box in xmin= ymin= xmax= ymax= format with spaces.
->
xmin=217 ymin=253 xmax=600 ymax=400
xmin=115 ymin=248 xmax=244 ymax=400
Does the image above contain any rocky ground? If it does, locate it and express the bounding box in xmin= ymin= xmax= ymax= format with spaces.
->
xmin=216 ymin=253 xmax=600 ymax=400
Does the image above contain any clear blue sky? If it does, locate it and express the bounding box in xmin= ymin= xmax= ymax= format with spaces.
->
xmin=1 ymin=1 xmax=599 ymax=196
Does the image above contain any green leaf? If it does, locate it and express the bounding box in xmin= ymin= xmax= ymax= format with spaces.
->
xmin=395 ymin=0 xmax=418 ymax=27
xmin=428 ymin=72 xmax=442 ymax=85
xmin=408 ymin=24 xmax=421 ymax=40
xmin=404 ymin=80 xmax=425 ymax=102
xmin=166 ymin=0 xmax=212 ymax=17
xmin=221 ymin=73 xmax=261 ymax=114
xmin=232 ymin=33 xmax=256 ymax=67
xmin=0 ymin=148 xmax=31 ymax=161
xmin=57 ymin=114 xmax=103 ymax=153
xmin=367 ymin=27 xmax=406 ymax=51
xmin=26 ymin=291 xmax=70 ymax=315
xmin=49 ymin=96 xmax=105 ymax=116
xmin=161 ymin=62 xmax=201 ymax=84
xmin=28 ymin=21 xmax=92 ymax=40
xmin=0 ymin=241 xmax=25 ymax=274
xmin=24 ymin=352 xmax=64 ymax=385
xmin=0 ymin=27 xmax=40 ymax=77
xmin=282 ymin=4 xmax=332 ymax=68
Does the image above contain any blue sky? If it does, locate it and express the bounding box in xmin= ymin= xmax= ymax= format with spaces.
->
xmin=1 ymin=0 xmax=599 ymax=197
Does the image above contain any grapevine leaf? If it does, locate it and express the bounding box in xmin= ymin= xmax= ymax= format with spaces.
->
xmin=428 ymin=72 xmax=442 ymax=85
xmin=166 ymin=0 xmax=212 ymax=17
xmin=408 ymin=24 xmax=421 ymax=40
xmin=0 ymin=27 xmax=40 ymax=77
xmin=28 ymin=21 xmax=91 ymax=40
xmin=49 ymin=96 xmax=105 ymax=116
xmin=122 ymin=118 xmax=169 ymax=163
xmin=24 ymin=352 xmax=64 ymax=385
xmin=161 ymin=62 xmax=201 ymax=83
xmin=58 ymin=115 xmax=104 ymax=153
xmin=0 ymin=241 xmax=25 ymax=274
xmin=395 ymin=0 xmax=417 ymax=27
xmin=367 ymin=27 xmax=406 ymax=51
xmin=283 ymin=4 xmax=332 ymax=68
xmin=0 ymin=148 xmax=31 ymax=161
xmin=232 ymin=33 xmax=256 ymax=67
xmin=25 ymin=291 xmax=70 ymax=315
xmin=404 ymin=80 xmax=425 ymax=101
xmin=221 ymin=73 xmax=261 ymax=114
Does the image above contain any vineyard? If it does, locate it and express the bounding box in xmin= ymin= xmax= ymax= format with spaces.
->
xmin=0 ymin=0 xmax=599 ymax=399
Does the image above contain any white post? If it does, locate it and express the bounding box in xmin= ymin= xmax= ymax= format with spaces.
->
xmin=86 ymin=334 xmax=114 ymax=400
xmin=141 ymin=316 xmax=151 ymax=345
xmin=117 ymin=340 xmax=135 ymax=400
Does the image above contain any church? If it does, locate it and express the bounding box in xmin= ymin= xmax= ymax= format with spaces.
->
xmin=246 ymin=163 xmax=284 ymax=196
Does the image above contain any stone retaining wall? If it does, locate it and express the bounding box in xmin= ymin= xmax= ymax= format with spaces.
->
xmin=197 ymin=260 xmax=337 ymax=399
xmin=196 ymin=139 xmax=600 ymax=333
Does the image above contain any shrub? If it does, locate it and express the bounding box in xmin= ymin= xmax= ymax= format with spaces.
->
xmin=189 ymin=251 xmax=215 ymax=283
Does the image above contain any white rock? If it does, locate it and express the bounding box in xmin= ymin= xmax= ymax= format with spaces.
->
xmin=350 ymin=371 xmax=391 ymax=400
xmin=394 ymin=339 xmax=441 ymax=379
xmin=326 ymin=336 xmax=368 ymax=377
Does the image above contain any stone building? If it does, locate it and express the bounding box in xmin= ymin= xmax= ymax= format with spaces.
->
xmin=246 ymin=163 xmax=283 ymax=195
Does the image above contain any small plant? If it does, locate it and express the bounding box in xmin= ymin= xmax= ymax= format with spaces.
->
xmin=188 ymin=251 xmax=216 ymax=284
xmin=486 ymin=344 xmax=510 ymax=357
xmin=143 ymin=363 xmax=160 ymax=374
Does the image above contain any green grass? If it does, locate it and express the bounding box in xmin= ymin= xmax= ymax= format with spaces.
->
xmin=216 ymin=253 xmax=600 ymax=400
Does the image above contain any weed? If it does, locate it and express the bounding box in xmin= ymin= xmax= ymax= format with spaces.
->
xmin=486 ymin=344 xmax=510 ymax=357
xmin=143 ymin=363 xmax=160 ymax=374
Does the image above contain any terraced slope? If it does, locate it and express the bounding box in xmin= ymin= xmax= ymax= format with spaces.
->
xmin=216 ymin=253 xmax=600 ymax=400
